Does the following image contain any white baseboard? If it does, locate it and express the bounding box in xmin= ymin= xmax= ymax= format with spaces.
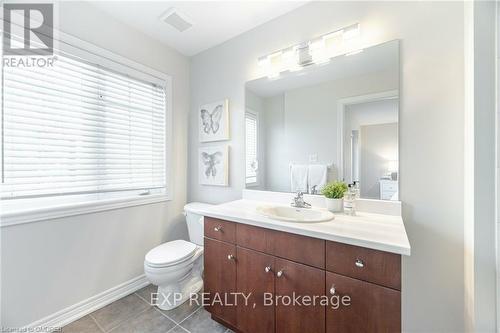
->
xmin=25 ymin=274 xmax=150 ymax=331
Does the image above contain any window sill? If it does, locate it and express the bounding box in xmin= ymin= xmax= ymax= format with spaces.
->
xmin=1 ymin=193 xmax=171 ymax=227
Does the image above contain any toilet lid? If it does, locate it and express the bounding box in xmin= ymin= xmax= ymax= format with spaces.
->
xmin=145 ymin=240 xmax=197 ymax=267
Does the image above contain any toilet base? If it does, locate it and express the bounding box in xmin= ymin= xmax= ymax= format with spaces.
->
xmin=156 ymin=274 xmax=203 ymax=310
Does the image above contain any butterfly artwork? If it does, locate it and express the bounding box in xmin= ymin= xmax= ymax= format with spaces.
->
xmin=201 ymin=105 xmax=222 ymax=134
xmin=199 ymin=145 xmax=229 ymax=186
xmin=199 ymin=99 xmax=229 ymax=142
xmin=202 ymin=151 xmax=222 ymax=178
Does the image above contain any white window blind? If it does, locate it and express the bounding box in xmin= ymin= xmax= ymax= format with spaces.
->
xmin=1 ymin=54 xmax=167 ymax=199
xmin=245 ymin=111 xmax=258 ymax=185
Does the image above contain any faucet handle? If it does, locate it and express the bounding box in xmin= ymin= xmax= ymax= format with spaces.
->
xmin=311 ymin=185 xmax=318 ymax=194
xmin=291 ymin=190 xmax=311 ymax=208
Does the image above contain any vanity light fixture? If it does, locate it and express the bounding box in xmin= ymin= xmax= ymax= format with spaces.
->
xmin=258 ymin=23 xmax=361 ymax=79
xmin=342 ymin=23 xmax=361 ymax=40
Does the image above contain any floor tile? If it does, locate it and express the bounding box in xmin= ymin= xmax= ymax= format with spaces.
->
xmin=91 ymin=293 xmax=149 ymax=332
xmin=108 ymin=308 xmax=176 ymax=333
xmin=179 ymin=308 xmax=226 ymax=333
xmin=167 ymin=326 xmax=189 ymax=333
xmin=158 ymin=298 xmax=201 ymax=324
xmin=62 ymin=315 xmax=102 ymax=333
xmin=135 ymin=284 xmax=157 ymax=305
xmin=137 ymin=284 xmax=203 ymax=324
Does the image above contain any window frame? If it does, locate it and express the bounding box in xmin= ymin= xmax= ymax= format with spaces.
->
xmin=0 ymin=27 xmax=173 ymax=227
xmin=245 ymin=109 xmax=259 ymax=187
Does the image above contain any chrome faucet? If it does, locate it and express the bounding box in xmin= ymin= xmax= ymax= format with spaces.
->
xmin=291 ymin=191 xmax=311 ymax=208
xmin=310 ymin=185 xmax=318 ymax=195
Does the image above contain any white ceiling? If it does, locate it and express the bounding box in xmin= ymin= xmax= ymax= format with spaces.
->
xmin=90 ymin=1 xmax=308 ymax=56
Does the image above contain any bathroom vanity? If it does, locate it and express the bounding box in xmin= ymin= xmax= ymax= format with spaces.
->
xmin=196 ymin=38 xmax=409 ymax=332
xmin=197 ymin=198 xmax=410 ymax=333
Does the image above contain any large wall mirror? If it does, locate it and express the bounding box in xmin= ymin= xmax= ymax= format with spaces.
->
xmin=245 ymin=40 xmax=399 ymax=201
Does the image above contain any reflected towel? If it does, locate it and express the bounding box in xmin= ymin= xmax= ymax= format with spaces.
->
xmin=308 ymin=164 xmax=328 ymax=194
xmin=290 ymin=164 xmax=308 ymax=193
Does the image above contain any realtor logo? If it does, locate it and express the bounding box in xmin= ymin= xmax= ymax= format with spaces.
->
xmin=3 ymin=3 xmax=54 ymax=56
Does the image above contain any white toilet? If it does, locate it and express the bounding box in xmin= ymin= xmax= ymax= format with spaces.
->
xmin=144 ymin=202 xmax=212 ymax=310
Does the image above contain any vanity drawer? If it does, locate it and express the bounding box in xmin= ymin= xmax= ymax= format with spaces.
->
xmin=326 ymin=241 xmax=401 ymax=290
xmin=204 ymin=217 xmax=236 ymax=244
xmin=272 ymin=230 xmax=325 ymax=269
xmin=236 ymin=223 xmax=325 ymax=269
xmin=236 ymin=223 xmax=274 ymax=253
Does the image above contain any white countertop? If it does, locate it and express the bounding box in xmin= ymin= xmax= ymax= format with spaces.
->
xmin=195 ymin=199 xmax=411 ymax=256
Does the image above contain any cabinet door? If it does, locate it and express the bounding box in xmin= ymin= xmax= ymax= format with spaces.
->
xmin=236 ymin=247 xmax=275 ymax=333
xmin=326 ymin=272 xmax=401 ymax=333
xmin=204 ymin=237 xmax=237 ymax=326
xmin=275 ymin=258 xmax=325 ymax=333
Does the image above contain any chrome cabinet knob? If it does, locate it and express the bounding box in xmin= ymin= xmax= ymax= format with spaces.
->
xmin=276 ymin=270 xmax=284 ymax=277
xmin=265 ymin=266 xmax=272 ymax=273
xmin=214 ymin=226 xmax=222 ymax=232
xmin=355 ymin=259 xmax=364 ymax=268
xmin=227 ymin=254 xmax=235 ymax=260
xmin=330 ymin=285 xmax=336 ymax=295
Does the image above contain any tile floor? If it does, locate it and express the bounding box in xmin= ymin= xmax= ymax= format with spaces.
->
xmin=62 ymin=285 xmax=233 ymax=333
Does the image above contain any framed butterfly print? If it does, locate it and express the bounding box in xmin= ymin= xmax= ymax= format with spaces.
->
xmin=199 ymin=99 xmax=229 ymax=142
xmin=199 ymin=145 xmax=229 ymax=186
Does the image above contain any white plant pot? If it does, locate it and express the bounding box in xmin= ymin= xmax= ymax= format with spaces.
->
xmin=325 ymin=198 xmax=343 ymax=212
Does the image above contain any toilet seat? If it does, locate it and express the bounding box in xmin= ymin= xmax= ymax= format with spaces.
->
xmin=145 ymin=240 xmax=197 ymax=268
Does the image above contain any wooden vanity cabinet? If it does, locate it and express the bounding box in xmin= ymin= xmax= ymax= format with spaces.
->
xmin=236 ymin=247 xmax=275 ymax=333
xmin=203 ymin=238 xmax=237 ymax=326
xmin=275 ymin=258 xmax=325 ymax=333
xmin=204 ymin=218 xmax=402 ymax=333
xmin=326 ymin=272 xmax=401 ymax=332
xmin=326 ymin=241 xmax=401 ymax=290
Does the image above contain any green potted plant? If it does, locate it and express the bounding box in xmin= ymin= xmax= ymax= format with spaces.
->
xmin=320 ymin=181 xmax=348 ymax=212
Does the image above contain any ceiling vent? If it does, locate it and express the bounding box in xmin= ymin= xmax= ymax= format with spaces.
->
xmin=160 ymin=8 xmax=193 ymax=32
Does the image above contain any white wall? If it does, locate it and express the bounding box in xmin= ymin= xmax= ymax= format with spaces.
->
xmin=1 ymin=2 xmax=190 ymax=327
xmin=497 ymin=5 xmax=500 ymax=331
xmin=463 ymin=0 xmax=497 ymax=331
xmin=473 ymin=2 xmax=498 ymax=329
xmin=189 ymin=2 xmax=465 ymax=331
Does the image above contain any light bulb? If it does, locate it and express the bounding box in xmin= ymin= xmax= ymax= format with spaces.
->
xmin=343 ymin=23 xmax=360 ymax=40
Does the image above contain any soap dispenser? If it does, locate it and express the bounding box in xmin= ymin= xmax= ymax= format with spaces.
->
xmin=343 ymin=184 xmax=356 ymax=216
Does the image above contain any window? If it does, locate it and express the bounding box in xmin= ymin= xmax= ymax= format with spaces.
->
xmin=1 ymin=51 xmax=168 ymax=203
xmin=245 ymin=111 xmax=258 ymax=185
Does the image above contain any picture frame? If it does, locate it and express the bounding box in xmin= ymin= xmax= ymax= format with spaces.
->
xmin=199 ymin=99 xmax=229 ymax=142
xmin=199 ymin=145 xmax=229 ymax=186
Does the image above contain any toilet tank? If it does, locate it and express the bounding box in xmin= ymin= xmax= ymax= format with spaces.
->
xmin=184 ymin=202 xmax=213 ymax=246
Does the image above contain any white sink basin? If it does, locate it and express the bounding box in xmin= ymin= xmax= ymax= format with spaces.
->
xmin=256 ymin=205 xmax=335 ymax=223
